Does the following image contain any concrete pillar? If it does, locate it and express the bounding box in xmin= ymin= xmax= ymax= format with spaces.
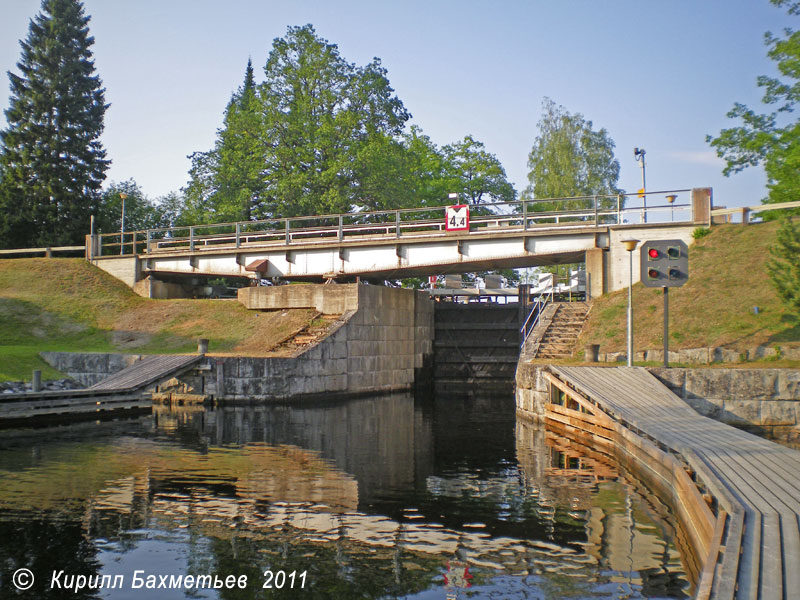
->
xmin=32 ymin=370 xmax=41 ymax=392
xmin=198 ymin=338 xmax=209 ymax=355
xmin=692 ymin=188 xmax=712 ymax=225
xmin=585 ymin=248 xmax=606 ymax=298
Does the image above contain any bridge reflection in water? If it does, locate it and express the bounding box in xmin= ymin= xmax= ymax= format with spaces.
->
xmin=0 ymin=393 xmax=690 ymax=598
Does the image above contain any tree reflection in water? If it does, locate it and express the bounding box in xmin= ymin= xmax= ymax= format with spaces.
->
xmin=0 ymin=392 xmax=690 ymax=599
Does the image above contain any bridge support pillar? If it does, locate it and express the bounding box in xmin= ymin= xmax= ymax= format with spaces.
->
xmin=585 ymin=248 xmax=606 ymax=298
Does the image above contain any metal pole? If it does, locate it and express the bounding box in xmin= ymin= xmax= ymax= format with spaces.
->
xmin=627 ymin=249 xmax=634 ymax=367
xmin=120 ymin=195 xmax=125 ymax=255
xmin=641 ymin=157 xmax=646 ymax=223
xmin=663 ymin=286 xmax=669 ymax=368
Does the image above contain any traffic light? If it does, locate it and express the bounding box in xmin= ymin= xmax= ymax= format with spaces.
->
xmin=640 ymin=240 xmax=689 ymax=288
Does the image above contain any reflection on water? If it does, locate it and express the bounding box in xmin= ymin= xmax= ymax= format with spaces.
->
xmin=0 ymin=393 xmax=690 ymax=599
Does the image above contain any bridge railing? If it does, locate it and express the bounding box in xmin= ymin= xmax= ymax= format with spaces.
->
xmin=89 ymin=188 xmax=694 ymax=257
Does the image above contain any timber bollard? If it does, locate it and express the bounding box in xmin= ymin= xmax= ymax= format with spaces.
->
xmin=198 ymin=339 xmax=209 ymax=355
xmin=32 ymin=370 xmax=42 ymax=392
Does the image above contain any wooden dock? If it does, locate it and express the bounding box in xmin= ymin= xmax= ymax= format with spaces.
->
xmin=0 ymin=354 xmax=203 ymax=423
xmin=544 ymin=366 xmax=800 ymax=600
xmin=88 ymin=354 xmax=201 ymax=391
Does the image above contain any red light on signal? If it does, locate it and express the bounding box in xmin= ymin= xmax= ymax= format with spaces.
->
xmin=648 ymin=248 xmax=660 ymax=259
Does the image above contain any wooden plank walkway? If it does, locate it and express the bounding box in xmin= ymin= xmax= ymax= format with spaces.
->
xmin=89 ymin=354 xmax=202 ymax=391
xmin=546 ymin=366 xmax=800 ymax=600
xmin=0 ymin=355 xmax=203 ymax=423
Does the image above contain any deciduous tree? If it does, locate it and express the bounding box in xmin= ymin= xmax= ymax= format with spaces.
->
xmin=708 ymin=1 xmax=800 ymax=208
xmin=523 ymin=98 xmax=622 ymax=214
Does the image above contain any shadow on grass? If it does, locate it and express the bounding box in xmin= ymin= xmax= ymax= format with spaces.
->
xmin=767 ymin=313 xmax=800 ymax=344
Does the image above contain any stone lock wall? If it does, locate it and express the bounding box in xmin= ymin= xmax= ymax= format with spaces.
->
xmin=215 ymin=284 xmax=433 ymax=401
xmin=42 ymin=284 xmax=434 ymax=402
xmin=649 ymin=367 xmax=800 ymax=436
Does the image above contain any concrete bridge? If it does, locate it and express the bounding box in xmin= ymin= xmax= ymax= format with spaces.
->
xmin=86 ymin=188 xmax=711 ymax=298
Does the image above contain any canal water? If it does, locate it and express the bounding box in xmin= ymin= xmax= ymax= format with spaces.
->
xmin=0 ymin=393 xmax=691 ymax=599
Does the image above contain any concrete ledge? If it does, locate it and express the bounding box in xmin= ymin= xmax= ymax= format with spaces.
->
xmin=238 ymin=284 xmax=359 ymax=313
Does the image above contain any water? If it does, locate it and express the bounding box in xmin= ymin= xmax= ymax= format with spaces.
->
xmin=0 ymin=393 xmax=691 ymax=599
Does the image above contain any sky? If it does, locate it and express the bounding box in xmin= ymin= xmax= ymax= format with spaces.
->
xmin=0 ymin=0 xmax=793 ymax=211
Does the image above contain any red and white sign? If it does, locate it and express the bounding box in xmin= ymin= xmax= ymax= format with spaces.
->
xmin=445 ymin=204 xmax=470 ymax=231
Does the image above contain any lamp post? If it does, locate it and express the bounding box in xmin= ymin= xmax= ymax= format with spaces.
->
xmin=666 ymin=194 xmax=677 ymax=222
xmin=119 ymin=192 xmax=127 ymax=255
xmin=634 ymin=148 xmax=646 ymax=223
xmin=622 ymin=238 xmax=639 ymax=367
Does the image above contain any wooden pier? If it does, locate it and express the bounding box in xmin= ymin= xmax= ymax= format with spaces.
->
xmin=544 ymin=366 xmax=800 ymax=600
xmin=0 ymin=354 xmax=203 ymax=423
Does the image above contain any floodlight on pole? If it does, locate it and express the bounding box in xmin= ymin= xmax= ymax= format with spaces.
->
xmin=621 ymin=238 xmax=639 ymax=367
xmin=634 ymin=148 xmax=646 ymax=223
xmin=666 ymin=194 xmax=677 ymax=222
xmin=119 ymin=192 xmax=128 ymax=255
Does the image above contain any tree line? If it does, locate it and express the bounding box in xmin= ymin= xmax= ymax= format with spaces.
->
xmin=0 ymin=2 xmax=628 ymax=250
xmin=15 ymin=0 xmax=800 ymax=254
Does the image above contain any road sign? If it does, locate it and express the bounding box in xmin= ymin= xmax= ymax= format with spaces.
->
xmin=445 ymin=205 xmax=469 ymax=231
xmin=640 ymin=239 xmax=688 ymax=288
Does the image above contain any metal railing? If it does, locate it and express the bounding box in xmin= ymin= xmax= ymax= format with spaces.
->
xmin=89 ymin=189 xmax=694 ymax=258
xmin=520 ymin=293 xmax=551 ymax=348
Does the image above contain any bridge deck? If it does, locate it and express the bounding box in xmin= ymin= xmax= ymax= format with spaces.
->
xmin=547 ymin=366 xmax=800 ymax=600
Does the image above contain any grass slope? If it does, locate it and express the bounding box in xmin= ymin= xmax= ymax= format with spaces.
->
xmin=0 ymin=259 xmax=316 ymax=381
xmin=578 ymin=222 xmax=800 ymax=359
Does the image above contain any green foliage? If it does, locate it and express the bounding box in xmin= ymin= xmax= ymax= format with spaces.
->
xmin=443 ymin=135 xmax=516 ymax=205
xmin=692 ymin=226 xmax=711 ymax=239
xmin=766 ymin=216 xmax=800 ymax=312
xmin=184 ymin=26 xmax=515 ymax=223
xmin=185 ymin=25 xmax=411 ymax=221
xmin=522 ymin=98 xmax=622 ymax=214
xmin=0 ymin=0 xmax=108 ymax=249
xmin=184 ymin=59 xmax=264 ymax=224
xmin=707 ymin=1 xmax=800 ymax=208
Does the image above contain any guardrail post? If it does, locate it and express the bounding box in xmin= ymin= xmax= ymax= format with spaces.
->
xmin=146 ymin=230 xmax=151 ymax=254
xmin=594 ymin=195 xmax=598 ymax=226
xmin=189 ymin=227 xmax=195 ymax=251
xmin=338 ymin=215 xmax=343 ymax=241
xmin=523 ymin=200 xmax=528 ymax=230
xmin=236 ymin=223 xmax=241 ymax=248
xmin=395 ymin=211 xmax=401 ymax=238
xmin=132 ymin=232 xmax=137 ymax=255
xmin=285 ymin=219 xmax=290 ymax=245
xmin=616 ymin=194 xmax=621 ymax=224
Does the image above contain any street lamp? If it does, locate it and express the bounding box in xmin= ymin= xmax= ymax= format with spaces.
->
xmin=666 ymin=194 xmax=677 ymax=222
xmin=621 ymin=238 xmax=639 ymax=367
xmin=634 ymin=148 xmax=646 ymax=223
xmin=119 ymin=192 xmax=128 ymax=255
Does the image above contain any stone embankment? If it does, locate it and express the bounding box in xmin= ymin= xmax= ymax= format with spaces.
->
xmin=516 ymin=361 xmax=800 ymax=443
xmin=598 ymin=344 xmax=800 ymax=364
xmin=42 ymin=283 xmax=434 ymax=402
xmin=0 ymin=379 xmax=82 ymax=394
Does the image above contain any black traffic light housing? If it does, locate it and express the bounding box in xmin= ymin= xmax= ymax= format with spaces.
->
xmin=640 ymin=239 xmax=689 ymax=288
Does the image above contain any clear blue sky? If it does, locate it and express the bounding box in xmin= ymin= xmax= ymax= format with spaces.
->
xmin=0 ymin=0 xmax=792 ymax=209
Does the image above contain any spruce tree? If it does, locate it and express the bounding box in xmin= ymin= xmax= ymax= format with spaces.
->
xmin=0 ymin=0 xmax=109 ymax=249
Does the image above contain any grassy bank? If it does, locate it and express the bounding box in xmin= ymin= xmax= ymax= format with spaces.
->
xmin=0 ymin=259 xmax=317 ymax=381
xmin=578 ymin=222 xmax=800 ymax=358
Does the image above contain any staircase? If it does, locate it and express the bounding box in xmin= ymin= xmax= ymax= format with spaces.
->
xmin=534 ymin=302 xmax=590 ymax=360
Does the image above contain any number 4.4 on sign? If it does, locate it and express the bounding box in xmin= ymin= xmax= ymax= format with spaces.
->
xmin=445 ymin=205 xmax=469 ymax=231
